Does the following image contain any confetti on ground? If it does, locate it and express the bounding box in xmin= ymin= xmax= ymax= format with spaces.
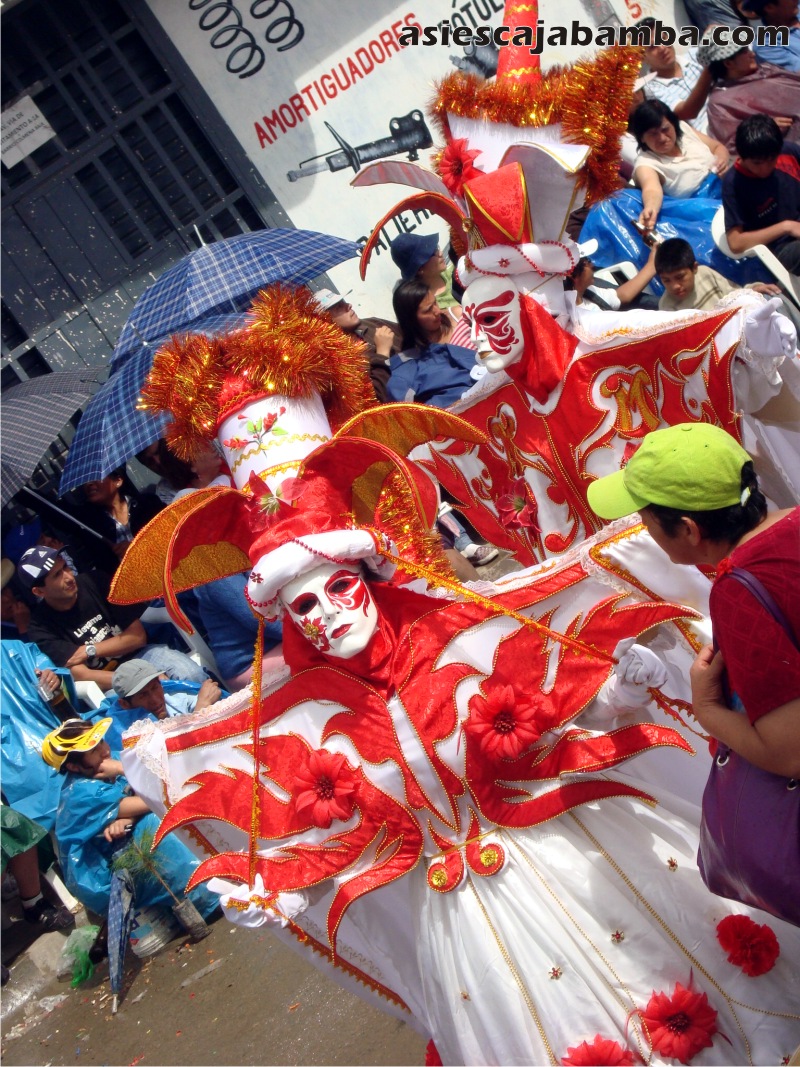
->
xmin=179 ymin=958 xmax=224 ymax=987
xmin=288 ymin=1002 xmax=300 ymax=1012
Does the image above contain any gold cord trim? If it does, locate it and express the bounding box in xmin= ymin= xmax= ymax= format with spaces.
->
xmin=429 ymin=826 xmax=499 ymax=861
xmin=570 ymin=813 xmax=800 ymax=1060
xmin=467 ymin=878 xmax=556 ymax=1065
xmin=377 ymin=546 xmax=614 ymax=663
xmin=514 ymin=831 xmax=650 ymax=1062
xmin=284 ymin=917 xmax=412 ymax=1013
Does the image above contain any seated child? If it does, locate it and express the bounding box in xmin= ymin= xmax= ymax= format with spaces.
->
xmin=41 ymin=718 xmax=218 ymax=921
xmin=722 ymin=114 xmax=800 ymax=273
xmin=655 ymin=237 xmax=783 ymax=311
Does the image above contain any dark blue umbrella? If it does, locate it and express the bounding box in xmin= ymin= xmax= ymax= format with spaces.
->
xmin=108 ymin=865 xmax=136 ymax=1014
xmin=59 ymin=312 xmax=251 ymax=494
xmin=1 ymin=367 xmax=107 ymax=506
xmin=111 ymin=228 xmax=359 ymax=369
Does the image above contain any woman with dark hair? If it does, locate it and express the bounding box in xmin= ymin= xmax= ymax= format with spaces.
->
xmin=589 ymin=422 xmax=800 ymax=926
xmin=387 ymin=280 xmax=478 ymax=408
xmin=579 ymin=100 xmax=759 ymax=289
xmin=631 ymin=99 xmax=729 ymax=229
xmin=390 ymin=280 xmax=497 ymax=567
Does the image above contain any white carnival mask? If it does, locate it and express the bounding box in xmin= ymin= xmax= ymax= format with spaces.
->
xmin=278 ymin=561 xmax=378 ymax=659
xmin=462 ymin=275 xmax=527 ymax=373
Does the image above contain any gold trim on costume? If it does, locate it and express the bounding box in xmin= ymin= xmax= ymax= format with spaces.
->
xmin=467 ymin=878 xmax=556 ymax=1065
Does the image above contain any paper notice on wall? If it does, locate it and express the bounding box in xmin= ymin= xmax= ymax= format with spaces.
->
xmin=2 ymin=95 xmax=57 ymax=169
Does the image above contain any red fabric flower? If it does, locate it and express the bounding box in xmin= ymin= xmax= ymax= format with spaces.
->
xmin=438 ymin=137 xmax=483 ymax=197
xmin=466 ymin=684 xmax=542 ymax=759
xmin=496 ymin=478 xmax=538 ymax=530
xmin=561 ymin=1036 xmax=636 ymax=1065
xmin=714 ymin=556 xmax=734 ymax=580
xmin=716 ymin=914 xmax=780 ymax=976
xmin=247 ymin=472 xmax=305 ymax=521
xmin=293 ymin=749 xmax=358 ymax=829
xmin=641 ymin=982 xmax=718 ymax=1064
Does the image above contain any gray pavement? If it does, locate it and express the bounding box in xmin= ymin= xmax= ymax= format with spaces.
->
xmin=2 ymin=916 xmax=427 ymax=1066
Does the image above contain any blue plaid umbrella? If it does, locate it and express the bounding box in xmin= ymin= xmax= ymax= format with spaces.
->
xmin=59 ymin=312 xmax=251 ymax=494
xmin=111 ymin=228 xmax=359 ymax=369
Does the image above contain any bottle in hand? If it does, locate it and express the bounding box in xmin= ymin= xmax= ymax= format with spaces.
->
xmin=36 ymin=674 xmax=79 ymax=722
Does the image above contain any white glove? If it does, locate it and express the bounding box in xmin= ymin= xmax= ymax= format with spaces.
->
xmin=744 ymin=296 xmax=797 ymax=361
xmin=207 ymin=874 xmax=308 ymax=930
xmin=609 ymin=638 xmax=669 ymax=709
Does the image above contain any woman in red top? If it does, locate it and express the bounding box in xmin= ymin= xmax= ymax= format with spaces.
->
xmin=588 ymin=422 xmax=799 ymax=925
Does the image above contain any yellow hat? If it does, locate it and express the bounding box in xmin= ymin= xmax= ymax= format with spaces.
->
xmin=41 ymin=717 xmax=112 ymax=771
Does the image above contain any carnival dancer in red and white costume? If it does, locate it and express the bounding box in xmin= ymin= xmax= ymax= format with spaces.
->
xmin=111 ymin=289 xmax=800 ymax=1067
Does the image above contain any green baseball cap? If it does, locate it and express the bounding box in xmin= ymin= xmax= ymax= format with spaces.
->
xmin=587 ymin=423 xmax=750 ymax=520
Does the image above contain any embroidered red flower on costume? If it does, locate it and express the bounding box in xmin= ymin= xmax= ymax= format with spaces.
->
xmin=292 ymin=749 xmax=358 ymax=829
xmin=496 ymin=478 xmax=538 ymax=530
xmin=247 ymin=472 xmax=305 ymax=519
xmin=640 ymin=981 xmax=718 ymax=1064
xmin=466 ymin=684 xmax=542 ymax=759
xmin=716 ymin=914 xmax=779 ymax=976
xmin=438 ymin=138 xmax=483 ymax=197
xmin=561 ymin=1036 xmax=636 ymax=1065
xmin=222 ymin=436 xmax=249 ymax=450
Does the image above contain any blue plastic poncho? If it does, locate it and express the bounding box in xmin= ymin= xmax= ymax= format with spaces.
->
xmin=0 ymin=640 xmax=74 ymax=829
xmin=54 ymin=767 xmax=218 ymax=918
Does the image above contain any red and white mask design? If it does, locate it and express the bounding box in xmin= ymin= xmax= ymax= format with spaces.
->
xmin=462 ymin=276 xmax=526 ymax=373
xmin=279 ymin=561 xmax=378 ymax=659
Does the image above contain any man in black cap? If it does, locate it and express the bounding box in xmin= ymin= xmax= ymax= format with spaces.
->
xmin=18 ymin=547 xmax=206 ymax=692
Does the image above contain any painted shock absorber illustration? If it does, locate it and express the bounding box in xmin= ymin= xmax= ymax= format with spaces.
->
xmin=286 ymin=110 xmax=432 ymax=182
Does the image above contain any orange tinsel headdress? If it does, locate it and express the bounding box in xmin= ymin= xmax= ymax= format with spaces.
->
xmin=141 ymin=284 xmax=376 ymax=461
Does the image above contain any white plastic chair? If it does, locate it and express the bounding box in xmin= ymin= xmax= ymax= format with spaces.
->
xmin=140 ymin=604 xmax=220 ymax=678
xmin=594 ymin=261 xmax=640 ymax=286
xmin=74 ymin=680 xmax=106 ymax=709
xmin=711 ymin=206 xmax=800 ymax=311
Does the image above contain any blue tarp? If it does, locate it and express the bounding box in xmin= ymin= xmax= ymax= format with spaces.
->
xmin=55 ymin=771 xmax=218 ymax=918
xmin=0 ymin=641 xmax=74 ymax=829
xmin=579 ymin=176 xmax=769 ymax=294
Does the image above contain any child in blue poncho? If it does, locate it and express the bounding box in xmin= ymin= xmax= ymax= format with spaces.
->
xmin=42 ymin=717 xmax=217 ymax=920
